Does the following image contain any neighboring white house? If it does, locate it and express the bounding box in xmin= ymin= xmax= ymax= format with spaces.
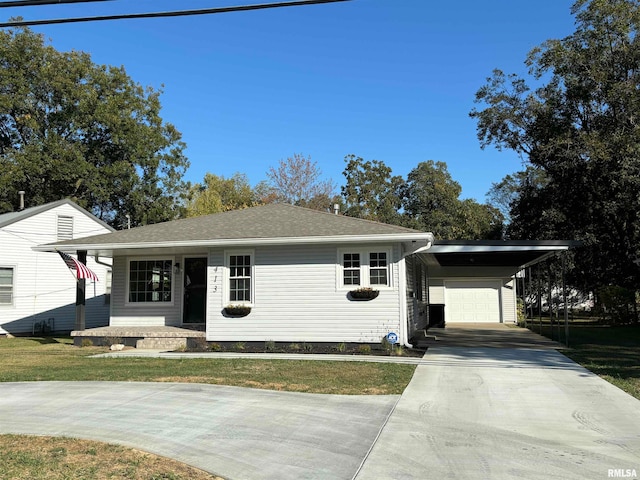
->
xmin=33 ymin=203 xmax=572 ymax=347
xmin=0 ymin=199 xmax=114 ymax=335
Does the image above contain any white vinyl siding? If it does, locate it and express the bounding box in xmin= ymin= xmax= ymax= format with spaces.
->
xmin=208 ymin=244 xmax=402 ymax=343
xmin=0 ymin=203 xmax=112 ymax=334
xmin=0 ymin=267 xmax=14 ymax=305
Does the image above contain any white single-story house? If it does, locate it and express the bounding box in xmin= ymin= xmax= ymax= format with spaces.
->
xmin=33 ymin=203 xmax=571 ymax=347
xmin=1 ymin=199 xmax=114 ymax=335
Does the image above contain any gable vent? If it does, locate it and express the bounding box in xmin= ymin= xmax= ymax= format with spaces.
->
xmin=57 ymin=215 xmax=74 ymax=240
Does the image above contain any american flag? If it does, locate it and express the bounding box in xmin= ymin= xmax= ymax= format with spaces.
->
xmin=57 ymin=251 xmax=99 ymax=282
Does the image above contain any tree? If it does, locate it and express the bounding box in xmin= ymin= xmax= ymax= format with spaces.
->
xmin=185 ymin=173 xmax=257 ymax=217
xmin=470 ymin=0 xmax=640 ymax=290
xmin=402 ymin=161 xmax=503 ymax=239
xmin=486 ymin=166 xmax=547 ymax=226
xmin=265 ymin=154 xmax=337 ymax=210
xmin=0 ymin=25 xmax=188 ymax=227
xmin=341 ymin=154 xmax=405 ymax=224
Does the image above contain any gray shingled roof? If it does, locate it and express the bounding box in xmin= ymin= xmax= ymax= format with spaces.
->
xmin=36 ymin=203 xmax=431 ymax=252
xmin=0 ymin=199 xmax=114 ymax=231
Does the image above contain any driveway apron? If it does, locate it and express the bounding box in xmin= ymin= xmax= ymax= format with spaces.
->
xmin=356 ymin=336 xmax=640 ymax=479
xmin=0 ymin=381 xmax=398 ymax=480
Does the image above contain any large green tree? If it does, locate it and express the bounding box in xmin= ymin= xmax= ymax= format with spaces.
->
xmin=185 ymin=173 xmax=259 ymax=217
xmin=0 ymin=26 xmax=188 ymax=227
xmin=471 ymin=0 xmax=640 ymax=290
xmin=341 ymin=154 xmax=405 ymax=224
xmin=402 ymin=160 xmax=503 ymax=239
xmin=341 ymin=155 xmax=502 ymax=239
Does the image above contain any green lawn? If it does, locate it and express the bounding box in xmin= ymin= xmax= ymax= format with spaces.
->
xmin=529 ymin=324 xmax=640 ymax=400
xmin=0 ymin=336 xmax=415 ymax=395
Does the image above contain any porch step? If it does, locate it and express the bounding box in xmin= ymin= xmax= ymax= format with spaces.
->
xmin=136 ymin=337 xmax=187 ymax=350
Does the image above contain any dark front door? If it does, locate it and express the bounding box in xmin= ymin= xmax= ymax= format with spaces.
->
xmin=183 ymin=257 xmax=207 ymax=324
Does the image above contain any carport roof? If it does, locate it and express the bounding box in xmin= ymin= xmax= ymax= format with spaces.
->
xmin=427 ymin=240 xmax=576 ymax=268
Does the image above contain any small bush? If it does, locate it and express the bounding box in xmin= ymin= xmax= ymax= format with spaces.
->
xmin=391 ymin=345 xmax=405 ymax=356
xmin=104 ymin=337 xmax=122 ymax=347
xmin=333 ymin=342 xmax=347 ymax=353
xmin=302 ymin=342 xmax=314 ymax=352
xmin=264 ymin=340 xmax=276 ymax=352
xmin=288 ymin=343 xmax=301 ymax=352
xmin=233 ymin=342 xmax=246 ymax=351
xmin=80 ymin=339 xmax=93 ymax=348
xmin=210 ymin=343 xmax=222 ymax=352
xmin=380 ymin=336 xmax=392 ymax=353
xmin=190 ymin=337 xmax=209 ymax=352
xmin=357 ymin=344 xmax=371 ymax=355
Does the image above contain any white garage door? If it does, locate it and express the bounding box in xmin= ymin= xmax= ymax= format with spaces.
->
xmin=445 ymin=280 xmax=501 ymax=323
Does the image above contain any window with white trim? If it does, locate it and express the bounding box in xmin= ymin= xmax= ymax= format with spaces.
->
xmin=339 ymin=248 xmax=391 ymax=288
xmin=343 ymin=253 xmax=361 ymax=286
xmin=0 ymin=267 xmax=14 ymax=305
xmin=127 ymin=259 xmax=173 ymax=303
xmin=228 ymin=254 xmax=252 ymax=303
xmin=369 ymin=252 xmax=388 ymax=285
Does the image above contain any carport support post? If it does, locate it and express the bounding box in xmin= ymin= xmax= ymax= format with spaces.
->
xmin=562 ymin=253 xmax=569 ymax=347
xmin=75 ymin=250 xmax=87 ymax=331
xmin=548 ymin=262 xmax=553 ymax=341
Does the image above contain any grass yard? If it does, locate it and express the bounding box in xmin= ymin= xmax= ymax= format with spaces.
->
xmin=530 ymin=324 xmax=640 ymax=400
xmin=0 ymin=434 xmax=222 ymax=480
xmin=0 ymin=336 xmax=415 ymax=395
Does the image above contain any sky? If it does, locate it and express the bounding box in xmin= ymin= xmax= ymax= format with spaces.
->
xmin=3 ymin=0 xmax=577 ymax=202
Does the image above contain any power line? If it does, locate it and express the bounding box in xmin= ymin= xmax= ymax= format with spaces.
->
xmin=0 ymin=0 xmax=115 ymax=8
xmin=0 ymin=0 xmax=353 ymax=27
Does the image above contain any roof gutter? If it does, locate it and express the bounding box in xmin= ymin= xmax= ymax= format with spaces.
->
xmin=33 ymin=232 xmax=434 ymax=254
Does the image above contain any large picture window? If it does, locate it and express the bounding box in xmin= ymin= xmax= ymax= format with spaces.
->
xmin=339 ymin=248 xmax=391 ymax=289
xmin=0 ymin=267 xmax=14 ymax=305
xmin=228 ymin=254 xmax=252 ymax=303
xmin=128 ymin=259 xmax=173 ymax=303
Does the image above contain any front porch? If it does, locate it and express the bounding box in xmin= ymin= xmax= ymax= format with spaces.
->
xmin=71 ymin=325 xmax=206 ymax=350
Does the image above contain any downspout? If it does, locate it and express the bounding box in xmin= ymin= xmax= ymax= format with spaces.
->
xmin=94 ymin=256 xmax=112 ymax=269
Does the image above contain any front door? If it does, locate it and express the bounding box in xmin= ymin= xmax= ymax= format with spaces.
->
xmin=183 ymin=257 xmax=207 ymax=324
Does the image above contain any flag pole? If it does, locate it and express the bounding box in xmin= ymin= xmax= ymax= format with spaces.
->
xmin=75 ymin=250 xmax=87 ymax=331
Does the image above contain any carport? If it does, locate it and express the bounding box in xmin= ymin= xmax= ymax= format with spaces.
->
xmin=416 ymin=240 xmax=574 ymax=326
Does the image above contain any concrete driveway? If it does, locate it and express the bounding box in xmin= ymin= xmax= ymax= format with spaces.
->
xmin=355 ymin=327 xmax=640 ymax=479
xmin=0 ymin=381 xmax=398 ymax=480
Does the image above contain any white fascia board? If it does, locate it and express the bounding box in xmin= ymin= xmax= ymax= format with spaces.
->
xmin=33 ymin=232 xmax=434 ymax=253
xmin=429 ymin=244 xmax=569 ymax=254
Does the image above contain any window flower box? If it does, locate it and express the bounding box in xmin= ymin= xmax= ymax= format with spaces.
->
xmin=223 ymin=305 xmax=252 ymax=317
xmin=348 ymin=288 xmax=380 ymax=301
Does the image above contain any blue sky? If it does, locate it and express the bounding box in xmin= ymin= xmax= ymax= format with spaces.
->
xmin=6 ymin=0 xmax=576 ymax=202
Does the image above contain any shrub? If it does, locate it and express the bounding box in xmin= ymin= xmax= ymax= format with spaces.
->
xmin=80 ymin=338 xmax=93 ymax=348
xmin=233 ymin=342 xmax=246 ymax=351
xmin=288 ymin=343 xmax=301 ymax=352
xmin=264 ymin=340 xmax=276 ymax=352
xmin=333 ymin=342 xmax=347 ymax=353
xmin=210 ymin=343 xmax=222 ymax=352
xmin=357 ymin=344 xmax=371 ymax=355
